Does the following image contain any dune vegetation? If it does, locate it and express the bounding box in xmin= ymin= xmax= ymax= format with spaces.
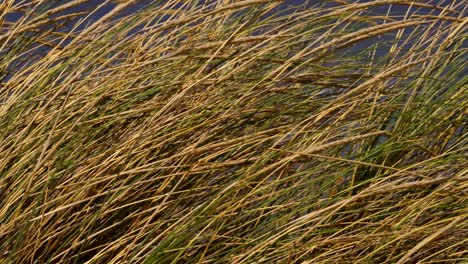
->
xmin=0 ymin=0 xmax=466 ymax=263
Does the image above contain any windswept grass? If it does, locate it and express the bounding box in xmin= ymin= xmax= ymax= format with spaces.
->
xmin=0 ymin=0 xmax=466 ymax=263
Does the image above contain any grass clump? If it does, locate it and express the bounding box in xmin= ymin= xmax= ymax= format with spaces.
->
xmin=0 ymin=0 xmax=466 ymax=263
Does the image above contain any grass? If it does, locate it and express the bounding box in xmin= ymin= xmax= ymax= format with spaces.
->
xmin=0 ymin=0 xmax=466 ymax=263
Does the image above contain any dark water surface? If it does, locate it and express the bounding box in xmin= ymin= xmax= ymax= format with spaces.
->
xmin=1 ymin=0 xmax=465 ymax=83
xmin=5 ymin=0 xmax=463 ymax=29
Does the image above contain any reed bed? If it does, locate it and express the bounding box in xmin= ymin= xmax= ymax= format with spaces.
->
xmin=0 ymin=0 xmax=466 ymax=263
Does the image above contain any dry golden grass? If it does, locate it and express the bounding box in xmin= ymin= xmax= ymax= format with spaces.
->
xmin=0 ymin=0 xmax=466 ymax=263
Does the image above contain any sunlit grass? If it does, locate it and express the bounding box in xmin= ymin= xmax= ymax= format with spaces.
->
xmin=0 ymin=0 xmax=466 ymax=263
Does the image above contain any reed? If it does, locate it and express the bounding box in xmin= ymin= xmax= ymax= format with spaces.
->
xmin=0 ymin=0 xmax=466 ymax=263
